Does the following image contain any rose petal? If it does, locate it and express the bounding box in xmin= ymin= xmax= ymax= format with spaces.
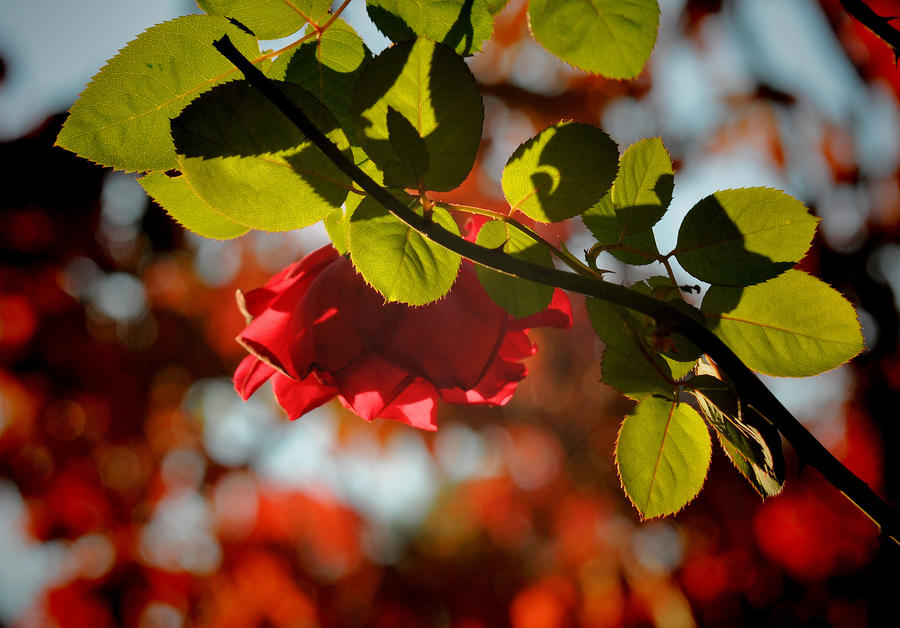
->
xmin=301 ymin=257 xmax=398 ymax=373
xmin=333 ymin=353 xmax=417 ymax=421
xmin=378 ymin=380 xmax=439 ymax=430
xmin=509 ymin=288 xmax=573 ymax=331
xmin=272 ymin=371 xmax=338 ymax=419
xmin=234 ymin=245 xmax=574 ymax=431
xmin=439 ymin=331 xmax=533 ymax=406
xmin=462 ymin=213 xmax=491 ymax=242
xmin=237 ymin=273 xmax=315 ymax=379
xmin=233 ymin=355 xmax=275 ymax=400
xmin=241 ymin=246 xmax=339 ymax=319
xmin=376 ymin=265 xmax=507 ymax=390
xmin=239 ymin=251 xmax=396 ymax=379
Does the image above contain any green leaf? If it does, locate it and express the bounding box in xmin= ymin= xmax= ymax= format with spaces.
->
xmin=597 ymin=137 xmax=674 ymax=231
xmin=585 ymin=195 xmax=660 ymax=265
xmin=601 ymin=346 xmax=678 ymax=401
xmin=588 ymin=277 xmax=702 ymax=369
xmin=171 ymin=80 xmax=352 ymax=231
xmin=366 ymin=0 xmax=494 ymax=55
xmin=352 ymin=38 xmax=483 ymax=191
xmin=616 ymin=397 xmax=711 ymax=519
xmin=582 ymin=137 xmax=673 ymax=265
xmin=473 ymin=219 xmax=554 ymax=317
xmin=139 ymin=171 xmax=249 ymax=239
xmin=386 ymin=106 xmax=430 ymax=180
xmin=351 ymin=145 xmax=386 ymax=187
xmin=55 ymin=15 xmax=260 ymax=173
xmin=586 ymin=295 xmax=641 ymax=355
xmin=719 ymin=435 xmax=783 ymax=499
xmin=197 ymin=0 xmax=329 ymax=39
xmin=502 ymin=122 xmax=618 ymax=223
xmin=348 ymin=196 xmax=461 ymax=305
xmin=632 ymin=278 xmax=704 ymax=364
xmin=689 ymin=373 xmax=785 ymax=498
xmin=268 ymin=19 xmax=370 ymax=141
xmin=528 ymin=0 xmax=659 ymax=79
xmin=674 ymin=188 xmax=819 ymax=287
xmin=326 ymin=189 xmax=371 ymax=255
xmin=589 ymin=290 xmax=695 ymax=401
xmin=324 ymin=206 xmax=350 ymax=254
xmin=701 ymin=270 xmax=864 ymax=376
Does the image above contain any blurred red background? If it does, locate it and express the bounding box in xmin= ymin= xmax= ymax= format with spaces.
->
xmin=1 ymin=1 xmax=899 ymax=626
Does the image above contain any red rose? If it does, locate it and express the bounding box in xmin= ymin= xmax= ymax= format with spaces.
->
xmin=233 ymin=245 xmax=572 ymax=430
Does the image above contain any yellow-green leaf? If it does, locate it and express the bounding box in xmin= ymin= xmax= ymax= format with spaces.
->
xmin=675 ymin=188 xmax=819 ymax=287
xmin=197 ymin=0 xmax=330 ymax=39
xmin=701 ymin=270 xmax=864 ymax=376
xmin=352 ymin=38 xmax=483 ymax=191
xmin=473 ymin=219 xmax=554 ymax=317
xmin=348 ymin=196 xmax=461 ymax=305
xmin=366 ymin=0 xmax=494 ymax=55
xmin=172 ymin=80 xmax=352 ymax=231
xmin=502 ymin=122 xmax=618 ymax=223
xmin=56 ymin=15 xmax=260 ymax=173
xmin=528 ymin=0 xmax=659 ymax=79
xmin=582 ymin=137 xmax=673 ymax=266
xmin=139 ymin=171 xmax=249 ymax=240
xmin=616 ymin=397 xmax=711 ymax=519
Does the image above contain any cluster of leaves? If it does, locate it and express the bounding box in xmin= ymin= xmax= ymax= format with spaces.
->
xmin=55 ymin=0 xmax=864 ymax=520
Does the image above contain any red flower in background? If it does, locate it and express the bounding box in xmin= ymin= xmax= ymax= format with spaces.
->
xmin=233 ymin=244 xmax=572 ymax=430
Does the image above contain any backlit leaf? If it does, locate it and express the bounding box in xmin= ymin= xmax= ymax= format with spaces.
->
xmin=528 ymin=0 xmax=659 ymax=79
xmin=348 ymin=196 xmax=461 ymax=305
xmin=352 ymin=38 xmax=483 ymax=191
xmin=616 ymin=397 xmax=711 ymax=519
xmin=268 ymin=19 xmax=370 ymax=141
xmin=197 ymin=0 xmax=330 ymax=39
xmin=386 ymin=106 xmax=430 ymax=180
xmin=588 ymin=277 xmax=702 ymax=369
xmin=675 ymin=188 xmax=819 ymax=287
xmin=718 ymin=435 xmax=783 ymax=499
xmin=589 ymin=292 xmax=693 ymax=401
xmin=701 ymin=270 xmax=864 ymax=376
xmin=689 ymin=373 xmax=784 ymax=498
xmin=324 ymin=207 xmax=350 ymax=254
xmin=601 ymin=346 xmax=679 ymax=401
xmin=56 ymin=15 xmax=260 ymax=172
xmin=366 ymin=0 xmax=494 ymax=55
xmin=139 ymin=171 xmax=249 ymax=239
xmin=582 ymin=138 xmax=673 ymax=265
xmin=586 ymin=296 xmax=641 ymax=355
xmin=172 ymin=80 xmax=352 ymax=231
xmin=473 ymin=219 xmax=554 ymax=317
xmin=502 ymin=122 xmax=618 ymax=223
xmin=585 ymin=195 xmax=659 ymax=265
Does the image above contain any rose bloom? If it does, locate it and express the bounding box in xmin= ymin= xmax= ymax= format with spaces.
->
xmin=233 ymin=244 xmax=572 ymax=430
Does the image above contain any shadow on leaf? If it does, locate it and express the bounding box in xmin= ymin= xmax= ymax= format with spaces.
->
xmin=675 ymin=194 xmax=797 ymax=287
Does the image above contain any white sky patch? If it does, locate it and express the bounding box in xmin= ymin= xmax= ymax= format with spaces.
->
xmin=139 ymin=491 xmax=222 ymax=575
xmin=731 ymin=0 xmax=863 ymax=122
xmin=0 ymin=481 xmax=67 ymax=623
xmin=191 ymin=378 xmax=278 ymax=467
xmin=0 ymin=0 xmax=194 ymax=139
xmin=760 ymin=367 xmax=855 ymax=449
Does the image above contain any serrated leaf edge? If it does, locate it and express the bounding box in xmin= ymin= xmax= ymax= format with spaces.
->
xmin=614 ymin=397 xmax=712 ymax=520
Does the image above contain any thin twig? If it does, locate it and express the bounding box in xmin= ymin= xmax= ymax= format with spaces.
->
xmin=439 ymin=202 xmax=608 ymax=278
